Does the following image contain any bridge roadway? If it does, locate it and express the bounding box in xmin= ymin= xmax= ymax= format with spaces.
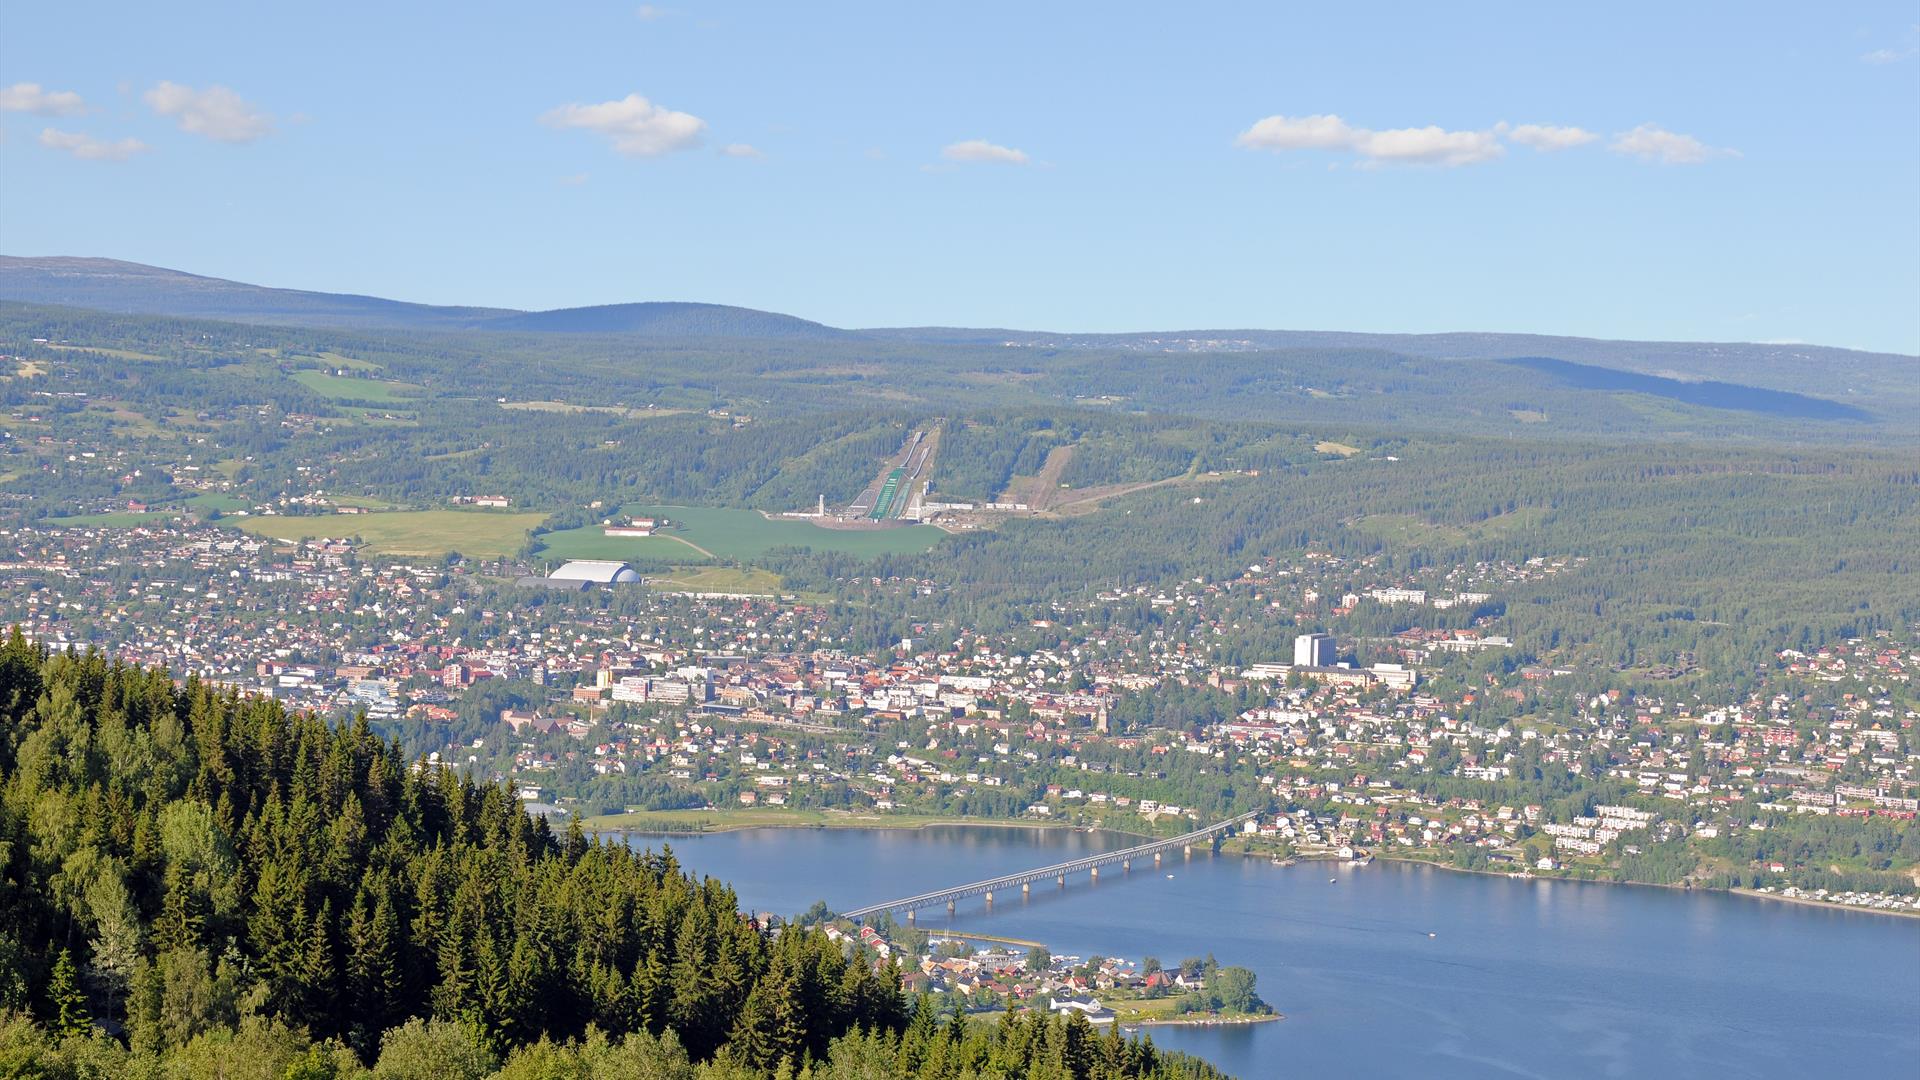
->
xmin=841 ymin=809 xmax=1262 ymax=921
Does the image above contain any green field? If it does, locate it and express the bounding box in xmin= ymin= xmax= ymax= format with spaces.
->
xmin=309 ymin=350 xmax=383 ymax=372
xmin=1350 ymin=507 xmax=1550 ymax=547
xmin=46 ymin=343 xmax=166 ymax=362
xmin=536 ymin=505 xmax=944 ymax=563
xmin=185 ymin=492 xmax=251 ymax=512
xmin=49 ymin=511 xmax=173 ymax=528
xmin=648 ymin=566 xmax=786 ymax=594
xmin=235 ymin=509 xmax=545 ymax=557
xmin=288 ymin=370 xmax=418 ymax=402
xmin=500 ymin=401 xmax=689 ymax=419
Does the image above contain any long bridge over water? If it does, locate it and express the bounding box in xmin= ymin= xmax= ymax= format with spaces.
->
xmin=841 ymin=809 xmax=1263 ymax=922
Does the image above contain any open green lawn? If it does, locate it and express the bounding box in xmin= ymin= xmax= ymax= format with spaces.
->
xmin=235 ymin=509 xmax=545 ymax=557
xmin=186 ymin=492 xmax=251 ymax=512
xmin=1350 ymin=507 xmax=1549 ymax=547
xmin=647 ymin=566 xmax=786 ymax=595
xmin=309 ymin=350 xmax=383 ymax=372
xmin=538 ymin=504 xmax=944 ymax=563
xmin=48 ymin=511 xmax=173 ymax=528
xmin=288 ymin=370 xmax=418 ymax=402
xmin=500 ymin=401 xmax=689 ymax=419
xmin=46 ymin=344 xmax=166 ymax=361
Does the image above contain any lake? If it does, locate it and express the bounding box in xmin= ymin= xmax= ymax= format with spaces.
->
xmin=632 ymin=825 xmax=1920 ymax=1079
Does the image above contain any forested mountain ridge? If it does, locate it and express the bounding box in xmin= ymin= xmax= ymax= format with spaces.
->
xmin=0 ymin=634 xmax=1228 ymax=1079
xmin=488 ymin=302 xmax=852 ymax=339
xmin=0 ymin=257 xmax=513 ymax=332
xmin=4 ymin=257 xmax=1912 ymax=407
xmin=862 ymin=326 xmax=1916 ymax=405
xmin=0 ymin=259 xmax=844 ymax=341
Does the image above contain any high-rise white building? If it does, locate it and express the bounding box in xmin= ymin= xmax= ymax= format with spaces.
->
xmin=1294 ymin=632 xmax=1336 ymax=668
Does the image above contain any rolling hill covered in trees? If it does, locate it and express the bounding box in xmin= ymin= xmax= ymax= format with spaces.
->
xmin=0 ymin=634 xmax=1227 ymax=1079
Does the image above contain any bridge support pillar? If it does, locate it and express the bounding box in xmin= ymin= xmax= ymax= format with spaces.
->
xmin=907 ymin=909 xmax=915 ymax=924
xmin=947 ymin=900 xmax=955 ymax=915
xmin=1022 ymin=881 xmax=1030 ymax=896
xmin=1154 ymin=851 xmax=1162 ymax=866
xmin=984 ymin=890 xmax=994 ymax=906
xmin=1057 ymin=875 xmax=1065 ymax=888
xmin=1090 ymin=866 xmax=1099 ymax=882
xmin=1123 ymin=859 xmax=1131 ymax=873
xmin=1184 ymin=844 xmax=1193 ymax=859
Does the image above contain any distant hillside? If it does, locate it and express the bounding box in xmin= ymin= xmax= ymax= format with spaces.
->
xmin=488 ymin=300 xmax=851 ymax=339
xmin=0 ymin=257 xmax=847 ymax=340
xmin=863 ymin=326 xmax=1918 ymax=407
xmin=0 ymin=256 xmax=510 ymax=331
xmin=3 ymin=256 xmax=1910 ymax=399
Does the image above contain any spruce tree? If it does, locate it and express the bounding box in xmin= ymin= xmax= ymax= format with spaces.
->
xmin=47 ymin=948 xmax=90 ymax=1038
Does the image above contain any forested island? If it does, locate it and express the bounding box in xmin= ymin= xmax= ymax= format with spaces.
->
xmin=0 ymin=635 xmax=1229 ymax=1079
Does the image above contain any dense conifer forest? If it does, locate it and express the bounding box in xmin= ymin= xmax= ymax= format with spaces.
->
xmin=0 ymin=634 xmax=1227 ymax=1079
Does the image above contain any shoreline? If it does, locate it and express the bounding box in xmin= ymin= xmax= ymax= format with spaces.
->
xmin=598 ymin=814 xmax=1917 ymax=921
xmin=1123 ymin=1012 xmax=1283 ymax=1029
xmin=590 ymin=810 xmax=1157 ymax=841
xmin=1255 ymin=848 xmax=1920 ymax=922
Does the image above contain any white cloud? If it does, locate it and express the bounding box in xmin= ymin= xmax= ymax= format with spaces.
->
xmin=1357 ymin=125 xmax=1504 ymax=166
xmin=1608 ymin=123 xmax=1736 ymax=165
xmin=541 ymin=93 xmax=706 ymax=156
xmin=1237 ymin=113 xmax=1502 ymax=166
xmin=38 ymin=127 xmax=148 ymax=161
xmin=144 ymin=82 xmax=274 ymax=143
xmin=636 ymin=4 xmax=669 ymax=19
xmin=1503 ymin=123 xmax=1599 ymax=151
xmin=941 ymin=139 xmax=1029 ymax=165
xmin=1235 ymin=114 xmax=1359 ymax=152
xmin=720 ymin=142 xmax=763 ymax=159
xmin=0 ymin=82 xmax=86 ymax=116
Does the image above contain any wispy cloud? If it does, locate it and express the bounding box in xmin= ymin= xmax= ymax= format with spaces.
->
xmin=541 ymin=93 xmax=706 ymax=156
xmin=636 ymin=4 xmax=668 ymax=20
xmin=0 ymin=82 xmax=86 ymax=116
xmin=719 ymin=143 xmax=764 ymax=159
xmin=145 ymin=82 xmax=274 ymax=143
xmin=1862 ymin=27 xmax=1919 ymax=64
xmin=38 ymin=127 xmax=148 ymax=161
xmin=1501 ymin=122 xmax=1599 ymax=151
xmin=940 ymin=139 xmax=1029 ymax=165
xmin=1237 ymin=114 xmax=1503 ymax=167
xmin=1239 ymin=113 xmax=1734 ymax=168
xmin=1608 ymin=123 xmax=1737 ymax=165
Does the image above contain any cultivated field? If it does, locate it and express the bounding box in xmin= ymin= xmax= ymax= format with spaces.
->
xmin=288 ymin=370 xmax=418 ymax=402
xmin=645 ymin=566 xmax=786 ymax=595
xmin=537 ymin=504 xmax=943 ymax=563
xmin=236 ymin=509 xmax=544 ymax=557
xmin=499 ymin=401 xmax=688 ymax=419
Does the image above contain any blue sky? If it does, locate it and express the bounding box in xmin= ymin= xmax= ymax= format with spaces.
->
xmin=3 ymin=2 xmax=1917 ymax=352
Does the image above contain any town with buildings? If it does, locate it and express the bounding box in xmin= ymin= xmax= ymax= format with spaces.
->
xmin=3 ymin=515 xmax=1915 ymax=915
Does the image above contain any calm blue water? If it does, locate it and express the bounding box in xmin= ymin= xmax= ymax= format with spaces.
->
xmin=634 ymin=826 xmax=1920 ymax=1079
